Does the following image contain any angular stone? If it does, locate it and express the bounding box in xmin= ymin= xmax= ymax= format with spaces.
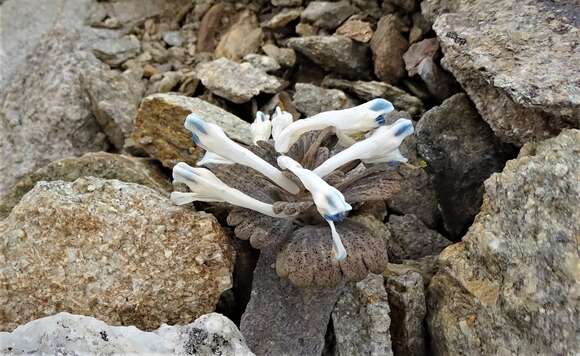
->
xmin=0 ymin=152 xmax=171 ymax=220
xmin=0 ymin=177 xmax=235 ymax=331
xmin=416 ymin=58 xmax=458 ymax=101
xmin=427 ymin=129 xmax=580 ymax=355
xmin=262 ymin=8 xmax=302 ymax=29
xmin=91 ymin=35 xmax=141 ymax=67
xmin=0 ymin=29 xmax=109 ymax=196
xmin=370 ymin=15 xmax=408 ymax=84
xmin=335 ymin=18 xmax=374 ymax=43
xmin=409 ymin=12 xmax=431 ymax=43
xmin=0 ymin=312 xmax=253 ymax=356
xmin=196 ymin=58 xmax=283 ymax=104
xmin=384 ymin=268 xmax=428 ymax=356
xmin=215 ymin=10 xmax=263 ymax=61
xmin=301 ymin=1 xmax=356 ymax=30
xmin=332 ymin=274 xmax=393 ymax=356
xmin=197 ymin=3 xmax=229 ymax=53
xmin=162 ymin=31 xmax=183 ymax=47
xmin=243 ymin=54 xmax=281 ymax=73
xmin=403 ymin=38 xmax=439 ymax=76
xmin=416 ymin=94 xmax=512 ymax=237
xmin=322 ymin=77 xmax=424 ymax=117
xmin=288 ymin=35 xmax=371 ymax=80
xmin=262 ymin=43 xmax=296 ymax=68
xmin=272 ymin=0 xmax=302 ymax=6
xmin=387 ymin=214 xmax=451 ymax=262
xmin=293 ymin=83 xmax=355 ymax=117
xmin=131 ymin=93 xmax=252 ymax=167
xmin=425 ymin=0 xmax=579 ymax=145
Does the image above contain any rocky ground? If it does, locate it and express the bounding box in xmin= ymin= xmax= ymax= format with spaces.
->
xmin=0 ymin=0 xmax=578 ymax=355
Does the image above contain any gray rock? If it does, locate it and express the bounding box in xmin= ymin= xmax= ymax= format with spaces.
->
xmin=288 ymin=35 xmax=371 ymax=79
xmin=92 ymin=35 xmax=141 ymax=67
xmin=424 ymin=0 xmax=579 ymax=145
xmin=162 ymin=31 xmax=183 ymax=47
xmin=262 ymin=8 xmax=302 ymax=29
xmin=386 ymin=0 xmax=417 ymax=13
xmin=0 ymin=152 xmax=171 ymax=220
xmin=0 ymin=177 xmax=234 ymax=331
xmin=293 ymin=83 xmax=355 ymax=117
xmin=416 ymin=94 xmax=512 ymax=237
xmin=0 ymin=29 xmax=109 ymax=196
xmin=332 ymin=274 xmax=394 ymax=356
xmin=416 ymin=57 xmax=458 ymax=101
xmin=370 ymin=15 xmax=408 ymax=84
xmin=403 ymin=38 xmax=439 ymax=76
xmin=388 ymin=214 xmax=451 ymax=262
xmin=272 ymin=0 xmax=303 ymax=6
xmin=0 ymin=312 xmax=253 ymax=356
xmin=243 ymin=54 xmax=281 ymax=73
xmin=301 ymin=1 xmax=356 ymax=30
xmin=196 ymin=58 xmax=283 ymax=104
xmin=322 ymin=77 xmax=424 ymax=118
xmin=427 ymin=129 xmax=580 ymax=355
xmin=384 ymin=267 xmax=428 ymax=356
xmin=409 ymin=12 xmax=431 ymax=43
xmin=262 ymin=43 xmax=296 ymax=68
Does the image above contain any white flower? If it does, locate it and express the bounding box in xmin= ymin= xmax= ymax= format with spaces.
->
xmin=196 ymin=151 xmax=233 ymax=166
xmin=250 ymin=111 xmax=272 ymax=144
xmin=185 ymin=113 xmax=300 ymax=194
xmin=171 ymin=162 xmax=287 ymax=218
xmin=277 ymin=156 xmax=352 ymax=261
xmin=313 ymin=118 xmax=414 ymax=178
xmin=274 ymin=98 xmax=394 ymax=153
xmin=271 ymin=106 xmax=293 ymax=142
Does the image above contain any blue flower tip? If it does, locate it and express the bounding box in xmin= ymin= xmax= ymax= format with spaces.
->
xmin=368 ymin=99 xmax=394 ymax=113
xmin=185 ymin=114 xmax=208 ymax=134
xmin=394 ymin=120 xmax=414 ymax=137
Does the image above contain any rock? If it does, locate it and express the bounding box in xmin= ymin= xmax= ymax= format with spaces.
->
xmin=427 ymin=129 xmax=580 ymax=355
xmin=262 ymin=8 xmax=302 ymax=29
xmin=272 ymin=0 xmax=302 ymax=6
xmin=92 ymin=35 xmax=141 ymax=67
xmin=196 ymin=58 xmax=283 ymax=104
xmin=332 ymin=274 xmax=393 ymax=356
xmin=262 ymin=43 xmax=296 ymax=68
xmin=385 ymin=0 xmax=417 ymax=13
xmin=132 ymin=93 xmax=252 ymax=167
xmin=409 ymin=12 xmax=431 ymax=43
xmin=335 ymin=18 xmax=374 ymax=43
xmin=197 ymin=3 xmax=228 ymax=53
xmin=0 ymin=312 xmax=253 ymax=356
xmin=0 ymin=29 xmax=109 ymax=196
xmin=288 ymin=35 xmax=371 ymax=79
xmin=215 ymin=10 xmax=263 ymax=61
xmin=387 ymin=214 xmax=451 ymax=262
xmin=322 ymin=77 xmax=424 ymax=117
xmin=384 ymin=256 xmax=439 ymax=287
xmin=416 ymin=94 xmax=512 ymax=237
xmin=243 ymin=54 xmax=281 ymax=73
xmin=149 ymin=71 xmax=183 ymax=94
xmin=0 ymin=152 xmax=170 ymax=220
xmin=0 ymin=177 xmax=234 ymax=331
xmin=403 ymin=38 xmax=439 ymax=76
xmin=84 ymin=67 xmax=146 ymax=150
xmin=425 ymin=0 xmax=579 ymax=145
xmin=293 ymin=83 xmax=355 ymax=117
xmin=295 ymin=22 xmax=318 ymax=36
xmin=416 ymin=58 xmax=458 ymax=101
xmin=370 ymin=15 xmax=408 ymax=84
xmin=384 ymin=267 xmax=428 ymax=356
xmin=162 ymin=31 xmax=183 ymax=47
xmin=301 ymin=1 xmax=356 ymax=30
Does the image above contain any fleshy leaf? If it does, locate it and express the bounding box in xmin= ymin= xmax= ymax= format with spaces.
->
xmin=227 ymin=208 xmax=295 ymax=249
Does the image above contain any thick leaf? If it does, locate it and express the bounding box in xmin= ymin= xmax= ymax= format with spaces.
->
xmin=227 ymin=208 xmax=294 ymax=249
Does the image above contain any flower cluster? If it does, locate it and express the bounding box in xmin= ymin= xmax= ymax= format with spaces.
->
xmin=171 ymin=99 xmax=414 ymax=287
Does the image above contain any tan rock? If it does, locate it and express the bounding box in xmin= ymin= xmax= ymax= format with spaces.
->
xmin=335 ymin=18 xmax=374 ymax=43
xmin=215 ymin=10 xmax=263 ymax=61
xmin=370 ymin=15 xmax=408 ymax=84
xmin=403 ymin=37 xmax=439 ymax=76
xmin=131 ymin=93 xmax=252 ymax=167
xmin=0 ymin=177 xmax=235 ymax=331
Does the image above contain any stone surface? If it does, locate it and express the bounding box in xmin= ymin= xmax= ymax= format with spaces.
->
xmin=288 ymin=35 xmax=371 ymax=80
xmin=322 ymin=77 xmax=424 ymax=118
xmin=387 ymin=214 xmax=451 ymax=262
xmin=370 ymin=15 xmax=408 ymax=84
xmin=215 ymin=10 xmax=263 ymax=61
xmin=409 ymin=12 xmax=431 ymax=43
xmin=243 ymin=54 xmax=281 ymax=73
xmin=197 ymin=3 xmax=229 ymax=53
xmin=416 ymin=57 xmax=458 ymax=101
xmin=301 ymin=1 xmax=355 ymax=30
xmin=196 ymin=58 xmax=283 ymax=104
xmin=262 ymin=43 xmax=296 ymax=68
xmin=92 ymin=35 xmax=141 ymax=67
xmin=132 ymin=93 xmax=252 ymax=167
xmin=262 ymin=8 xmax=302 ymax=29
xmin=293 ymin=83 xmax=355 ymax=117
xmin=0 ymin=152 xmax=170 ymax=220
xmin=425 ymin=0 xmax=579 ymax=145
xmin=416 ymin=94 xmax=512 ymax=237
xmin=0 ymin=312 xmax=253 ymax=356
xmin=403 ymin=38 xmax=439 ymax=76
xmin=332 ymin=274 xmax=393 ymax=356
xmin=0 ymin=29 xmax=109 ymax=196
xmin=335 ymin=18 xmax=374 ymax=43
xmin=428 ymin=129 xmax=580 ymax=355
xmin=0 ymin=177 xmax=234 ymax=331
xmin=384 ymin=267 xmax=428 ymax=356
xmin=272 ymin=0 xmax=303 ymax=6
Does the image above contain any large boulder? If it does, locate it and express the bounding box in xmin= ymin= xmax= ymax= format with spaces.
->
xmin=427 ymin=129 xmax=580 ymax=355
xmin=423 ymin=0 xmax=579 ymax=145
xmin=0 ymin=177 xmax=234 ymax=331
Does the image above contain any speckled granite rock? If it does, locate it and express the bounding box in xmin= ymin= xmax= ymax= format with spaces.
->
xmin=196 ymin=58 xmax=283 ymax=103
xmin=0 ymin=177 xmax=234 ymax=331
xmin=423 ymin=0 xmax=579 ymax=145
xmin=293 ymin=83 xmax=355 ymax=117
xmin=0 ymin=312 xmax=253 ymax=356
xmin=427 ymin=129 xmax=580 ymax=355
xmin=332 ymin=274 xmax=393 ymax=356
xmin=0 ymin=152 xmax=170 ymax=220
xmin=131 ymin=93 xmax=252 ymax=167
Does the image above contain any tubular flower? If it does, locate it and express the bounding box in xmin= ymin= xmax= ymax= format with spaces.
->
xmin=274 ymin=98 xmax=394 ymax=153
xmin=196 ymin=151 xmax=233 ymax=166
xmin=271 ymin=106 xmax=293 ymax=142
xmin=250 ymin=111 xmax=272 ymax=144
